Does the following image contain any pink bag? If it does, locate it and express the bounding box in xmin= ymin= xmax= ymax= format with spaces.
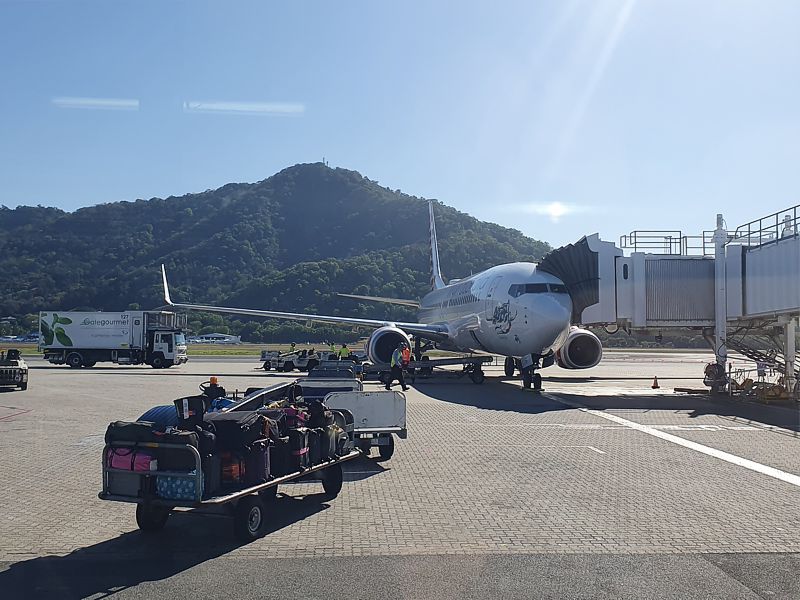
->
xmin=106 ymin=448 xmax=156 ymax=472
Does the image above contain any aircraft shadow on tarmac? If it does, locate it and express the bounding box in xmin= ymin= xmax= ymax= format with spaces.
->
xmin=0 ymin=492 xmax=333 ymax=600
xmin=412 ymin=377 xmax=800 ymax=434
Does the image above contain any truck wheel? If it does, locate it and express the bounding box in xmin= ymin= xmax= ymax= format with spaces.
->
xmin=283 ymin=362 xmax=294 ymax=372
xmin=136 ymin=504 xmax=170 ymax=532
xmin=66 ymin=353 xmax=83 ymax=368
xmin=151 ymin=355 xmax=164 ymax=369
xmin=378 ymin=435 xmax=395 ymax=461
xmin=83 ymin=360 xmax=96 ymax=368
xmin=321 ymin=463 xmax=343 ymax=498
xmin=470 ymin=368 xmax=486 ymax=384
xmin=234 ymin=496 xmax=266 ymax=542
xmin=263 ymin=361 xmax=271 ymax=371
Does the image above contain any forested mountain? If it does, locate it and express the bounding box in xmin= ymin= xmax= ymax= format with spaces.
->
xmin=0 ymin=163 xmax=551 ymax=340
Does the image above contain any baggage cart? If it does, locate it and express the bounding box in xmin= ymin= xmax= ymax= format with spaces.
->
xmin=324 ymin=390 xmax=407 ymax=460
xmin=99 ymin=440 xmax=359 ymax=542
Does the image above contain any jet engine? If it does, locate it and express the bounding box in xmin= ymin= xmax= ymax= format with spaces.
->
xmin=555 ymin=327 xmax=603 ymax=369
xmin=366 ymin=326 xmax=412 ymax=365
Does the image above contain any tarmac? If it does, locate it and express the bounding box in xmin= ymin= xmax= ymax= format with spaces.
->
xmin=2 ymin=350 xmax=800 ymax=599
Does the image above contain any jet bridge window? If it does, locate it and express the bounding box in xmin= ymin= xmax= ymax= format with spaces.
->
xmin=508 ymin=283 xmax=549 ymax=297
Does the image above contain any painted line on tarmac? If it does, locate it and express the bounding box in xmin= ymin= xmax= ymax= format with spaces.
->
xmin=439 ymin=422 xmax=760 ymax=431
xmin=450 ymin=444 xmax=605 ymax=454
xmin=549 ymin=396 xmax=800 ymax=488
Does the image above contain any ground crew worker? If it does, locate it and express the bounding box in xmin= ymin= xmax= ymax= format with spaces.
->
xmin=290 ymin=342 xmax=297 ymax=353
xmin=386 ymin=342 xmax=410 ymax=391
xmin=338 ymin=343 xmax=351 ymax=360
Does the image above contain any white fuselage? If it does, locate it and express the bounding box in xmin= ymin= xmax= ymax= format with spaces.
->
xmin=417 ymin=262 xmax=572 ymax=358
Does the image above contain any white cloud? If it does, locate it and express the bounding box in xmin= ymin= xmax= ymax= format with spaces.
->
xmin=507 ymin=202 xmax=590 ymax=223
xmin=182 ymin=101 xmax=305 ymax=116
xmin=52 ymin=96 xmax=140 ymax=111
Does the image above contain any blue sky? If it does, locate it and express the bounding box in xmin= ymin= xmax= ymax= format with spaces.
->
xmin=1 ymin=0 xmax=799 ymax=247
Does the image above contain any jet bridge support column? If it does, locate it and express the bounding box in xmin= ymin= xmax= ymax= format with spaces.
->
xmin=784 ymin=316 xmax=797 ymax=397
xmin=713 ymin=214 xmax=728 ymax=372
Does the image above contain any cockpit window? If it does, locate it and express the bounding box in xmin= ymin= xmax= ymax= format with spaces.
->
xmin=509 ymin=283 xmax=569 ymax=297
xmin=508 ymin=283 xmax=549 ymax=297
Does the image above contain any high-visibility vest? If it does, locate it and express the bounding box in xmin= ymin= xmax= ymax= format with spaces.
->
xmin=338 ymin=347 xmax=351 ymax=358
xmin=391 ymin=349 xmax=403 ymax=367
xmin=401 ymin=348 xmax=411 ymax=364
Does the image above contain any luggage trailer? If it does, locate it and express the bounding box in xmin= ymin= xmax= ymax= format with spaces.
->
xmin=99 ymin=440 xmax=360 ymax=542
xmin=364 ymin=354 xmax=493 ymax=385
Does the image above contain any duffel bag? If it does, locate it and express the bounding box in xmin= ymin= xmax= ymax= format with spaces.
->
xmin=106 ymin=447 xmax=157 ymax=472
xmin=204 ymin=411 xmax=266 ymax=452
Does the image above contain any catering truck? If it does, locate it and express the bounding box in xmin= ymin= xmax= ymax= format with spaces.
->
xmin=39 ymin=311 xmax=188 ymax=368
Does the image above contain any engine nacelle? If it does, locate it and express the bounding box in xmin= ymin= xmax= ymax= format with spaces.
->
xmin=555 ymin=327 xmax=603 ymax=369
xmin=366 ymin=326 xmax=411 ymax=365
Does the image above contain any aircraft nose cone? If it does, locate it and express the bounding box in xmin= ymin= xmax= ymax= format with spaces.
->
xmin=531 ymin=297 xmax=571 ymax=349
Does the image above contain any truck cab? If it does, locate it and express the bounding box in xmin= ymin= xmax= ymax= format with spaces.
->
xmin=148 ymin=330 xmax=188 ymax=368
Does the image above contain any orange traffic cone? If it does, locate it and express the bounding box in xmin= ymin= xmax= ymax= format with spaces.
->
xmin=651 ymin=376 xmax=660 ymax=389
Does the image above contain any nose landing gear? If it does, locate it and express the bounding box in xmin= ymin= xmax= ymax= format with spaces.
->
xmin=518 ymin=354 xmax=543 ymax=391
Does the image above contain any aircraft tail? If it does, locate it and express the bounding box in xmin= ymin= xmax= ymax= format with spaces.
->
xmin=429 ymin=201 xmax=446 ymax=290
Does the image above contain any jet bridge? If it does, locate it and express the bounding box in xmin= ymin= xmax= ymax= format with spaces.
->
xmin=539 ymin=205 xmax=800 ymax=394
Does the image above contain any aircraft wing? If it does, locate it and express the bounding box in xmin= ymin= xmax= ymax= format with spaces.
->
xmin=162 ymin=266 xmax=448 ymax=341
xmin=337 ymin=293 xmax=420 ymax=308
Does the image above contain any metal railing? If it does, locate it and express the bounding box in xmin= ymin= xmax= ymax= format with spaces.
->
xmin=730 ymin=204 xmax=799 ymax=247
xmin=619 ymin=230 xmax=715 ymax=256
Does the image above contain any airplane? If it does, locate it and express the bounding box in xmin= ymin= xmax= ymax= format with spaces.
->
xmin=161 ymin=201 xmax=603 ymax=388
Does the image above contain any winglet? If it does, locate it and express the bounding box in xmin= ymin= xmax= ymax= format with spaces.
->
xmin=161 ymin=264 xmax=174 ymax=306
xmin=429 ymin=201 xmax=446 ymax=290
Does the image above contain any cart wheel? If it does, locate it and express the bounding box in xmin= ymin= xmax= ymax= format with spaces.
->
xmin=136 ymin=504 xmax=170 ymax=532
xmin=469 ymin=368 xmax=485 ymax=384
xmin=321 ymin=463 xmax=343 ymax=498
xmin=358 ymin=439 xmax=372 ymax=456
xmin=259 ymin=485 xmax=278 ymax=502
xmin=19 ymin=383 xmax=28 ymax=391
xmin=377 ymin=435 xmax=395 ymax=461
xmin=234 ymin=496 xmax=266 ymax=542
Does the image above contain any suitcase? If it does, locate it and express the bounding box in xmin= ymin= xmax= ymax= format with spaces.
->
xmin=156 ymin=473 xmax=202 ymax=502
xmin=204 ymin=411 xmax=266 ymax=452
xmin=307 ymin=401 xmax=335 ymax=429
xmin=288 ymin=428 xmax=310 ymax=470
xmin=105 ymin=421 xmax=199 ymax=448
xmin=269 ymin=436 xmax=291 ymax=477
xmin=202 ymin=455 xmax=222 ymax=498
xmin=173 ymin=395 xmax=209 ymax=430
xmin=284 ymin=407 xmax=309 ymax=429
xmin=221 ymin=452 xmax=246 ymax=485
xmin=106 ymin=471 xmax=142 ymax=497
xmin=324 ymin=425 xmax=340 ymax=459
xmin=245 ymin=439 xmax=270 ymax=486
xmin=257 ymin=409 xmax=289 ymax=436
xmin=308 ymin=428 xmax=325 ymax=465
